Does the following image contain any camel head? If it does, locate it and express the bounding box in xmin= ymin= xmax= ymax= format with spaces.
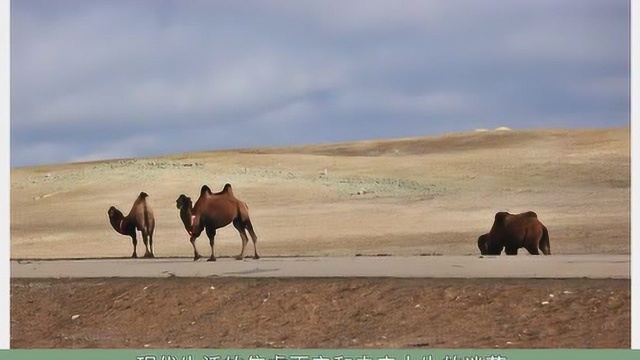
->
xmin=477 ymin=233 xmax=502 ymax=255
xmin=176 ymin=194 xmax=196 ymax=236
xmin=107 ymin=206 xmax=123 ymax=222
xmin=477 ymin=234 xmax=488 ymax=255
xmin=176 ymin=194 xmax=192 ymax=210
xmin=107 ymin=206 xmax=126 ymax=234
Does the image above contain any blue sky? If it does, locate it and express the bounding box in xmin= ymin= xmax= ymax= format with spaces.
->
xmin=10 ymin=0 xmax=630 ymax=167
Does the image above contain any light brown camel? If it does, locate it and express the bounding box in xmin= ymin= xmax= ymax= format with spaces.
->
xmin=108 ymin=191 xmax=156 ymax=258
xmin=477 ymin=211 xmax=551 ymax=255
xmin=176 ymin=183 xmax=259 ymax=261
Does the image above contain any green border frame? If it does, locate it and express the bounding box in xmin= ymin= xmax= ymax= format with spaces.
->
xmin=0 ymin=349 xmax=638 ymax=360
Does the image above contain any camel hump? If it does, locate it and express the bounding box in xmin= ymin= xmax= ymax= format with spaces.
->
xmin=200 ymin=185 xmax=213 ymax=196
xmin=138 ymin=192 xmax=149 ymax=199
xmin=493 ymin=211 xmax=510 ymax=227
xmin=223 ymin=183 xmax=233 ymax=194
xmin=523 ymin=211 xmax=538 ymax=218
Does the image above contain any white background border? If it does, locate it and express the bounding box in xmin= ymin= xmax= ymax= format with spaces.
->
xmin=1 ymin=0 xmax=10 ymax=350
xmin=631 ymin=0 xmax=638 ymax=350
xmin=0 ymin=0 xmax=635 ymax=351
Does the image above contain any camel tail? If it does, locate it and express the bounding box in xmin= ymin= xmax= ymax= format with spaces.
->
xmin=540 ymin=225 xmax=551 ymax=255
xmin=144 ymin=200 xmax=150 ymax=230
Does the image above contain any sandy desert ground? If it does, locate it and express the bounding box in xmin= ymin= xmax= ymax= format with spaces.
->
xmin=11 ymin=126 xmax=630 ymax=259
xmin=9 ymin=126 xmax=631 ymax=349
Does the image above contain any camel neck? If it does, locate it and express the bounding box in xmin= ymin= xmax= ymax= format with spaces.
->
xmin=180 ymin=207 xmax=191 ymax=221
xmin=179 ymin=207 xmax=194 ymax=235
xmin=119 ymin=219 xmax=125 ymax=234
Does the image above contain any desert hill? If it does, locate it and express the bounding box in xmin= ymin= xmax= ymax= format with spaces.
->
xmin=10 ymin=127 xmax=629 ymax=259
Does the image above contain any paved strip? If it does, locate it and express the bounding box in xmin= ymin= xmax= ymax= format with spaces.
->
xmin=10 ymin=255 xmax=630 ymax=279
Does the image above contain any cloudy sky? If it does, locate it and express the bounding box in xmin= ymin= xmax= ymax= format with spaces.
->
xmin=11 ymin=0 xmax=629 ymax=167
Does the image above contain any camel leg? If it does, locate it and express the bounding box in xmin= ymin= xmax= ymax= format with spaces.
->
xmin=206 ymin=227 xmax=217 ymax=262
xmin=142 ymin=231 xmax=152 ymax=258
xmin=525 ymin=243 xmax=540 ymax=255
xmin=130 ymin=235 xmax=138 ymax=258
xmin=504 ymin=247 xmax=518 ymax=255
xmin=246 ymin=220 xmax=259 ymax=259
xmin=148 ymin=231 xmax=155 ymax=258
xmin=233 ymin=219 xmax=249 ymax=260
xmin=540 ymin=243 xmax=551 ymax=255
xmin=190 ymin=236 xmax=201 ymax=261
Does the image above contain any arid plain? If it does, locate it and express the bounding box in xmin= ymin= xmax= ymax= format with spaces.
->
xmin=10 ymin=127 xmax=631 ymax=348
xmin=11 ymin=127 xmax=630 ymax=259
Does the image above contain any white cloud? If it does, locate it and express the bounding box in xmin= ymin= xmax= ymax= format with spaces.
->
xmin=502 ymin=8 xmax=627 ymax=63
xmin=253 ymin=99 xmax=318 ymax=126
xmin=11 ymin=142 xmax=77 ymax=167
xmin=266 ymin=0 xmax=447 ymax=34
xmin=570 ymin=76 xmax=629 ymax=100
xmin=69 ymin=134 xmax=160 ymax=164
xmin=333 ymin=90 xmax=477 ymax=116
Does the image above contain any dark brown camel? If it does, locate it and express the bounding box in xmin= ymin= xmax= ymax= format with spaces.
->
xmin=107 ymin=192 xmax=156 ymax=258
xmin=477 ymin=211 xmax=551 ymax=255
xmin=176 ymin=183 xmax=259 ymax=261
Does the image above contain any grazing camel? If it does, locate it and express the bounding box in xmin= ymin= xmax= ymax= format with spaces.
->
xmin=176 ymin=183 xmax=259 ymax=261
xmin=477 ymin=211 xmax=551 ymax=255
xmin=107 ymin=192 xmax=156 ymax=258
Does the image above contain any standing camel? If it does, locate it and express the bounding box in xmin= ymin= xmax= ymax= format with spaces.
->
xmin=176 ymin=183 xmax=259 ymax=261
xmin=107 ymin=191 xmax=156 ymax=258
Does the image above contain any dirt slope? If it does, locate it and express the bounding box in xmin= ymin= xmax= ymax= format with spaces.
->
xmin=10 ymin=277 xmax=630 ymax=349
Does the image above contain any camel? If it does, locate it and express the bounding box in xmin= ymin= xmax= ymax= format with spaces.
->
xmin=107 ymin=192 xmax=156 ymax=258
xmin=477 ymin=211 xmax=551 ymax=255
xmin=176 ymin=183 xmax=259 ymax=261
